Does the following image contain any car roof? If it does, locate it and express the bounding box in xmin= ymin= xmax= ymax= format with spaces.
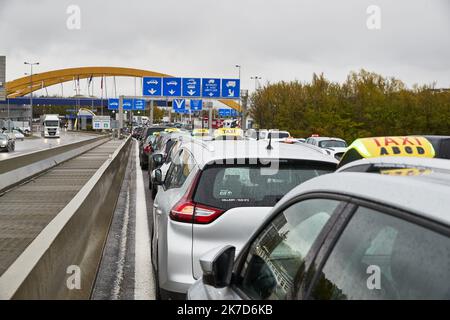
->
xmin=337 ymin=156 xmax=450 ymax=172
xmin=184 ymin=140 xmax=338 ymax=169
xmin=310 ymin=137 xmax=345 ymax=142
xmin=277 ymin=171 xmax=450 ymax=226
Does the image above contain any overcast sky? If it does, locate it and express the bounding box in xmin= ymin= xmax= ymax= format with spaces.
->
xmin=1 ymin=0 xmax=449 ymax=97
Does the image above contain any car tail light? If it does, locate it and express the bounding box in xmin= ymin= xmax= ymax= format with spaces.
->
xmin=144 ymin=144 xmax=153 ymax=153
xmin=169 ymin=172 xmax=225 ymax=224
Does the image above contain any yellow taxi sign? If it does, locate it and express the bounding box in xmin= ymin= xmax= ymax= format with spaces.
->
xmin=192 ymin=128 xmax=209 ymax=136
xmin=350 ymin=136 xmax=435 ymax=158
xmin=165 ymin=128 xmax=181 ymax=133
xmin=214 ymin=128 xmax=243 ymax=137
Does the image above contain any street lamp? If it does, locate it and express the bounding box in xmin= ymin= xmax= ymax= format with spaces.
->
xmin=24 ymin=61 xmax=39 ymax=131
xmin=250 ymin=76 xmax=262 ymax=91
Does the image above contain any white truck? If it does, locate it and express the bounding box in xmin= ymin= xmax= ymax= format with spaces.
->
xmin=40 ymin=114 xmax=60 ymax=138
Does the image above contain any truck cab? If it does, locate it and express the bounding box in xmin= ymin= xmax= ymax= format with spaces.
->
xmin=41 ymin=114 xmax=60 ymax=138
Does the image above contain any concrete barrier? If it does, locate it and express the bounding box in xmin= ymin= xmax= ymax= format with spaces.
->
xmin=0 ymin=135 xmax=111 ymax=193
xmin=0 ymin=136 xmax=132 ymax=299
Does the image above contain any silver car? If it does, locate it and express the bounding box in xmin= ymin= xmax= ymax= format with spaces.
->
xmin=305 ymin=136 xmax=348 ymax=160
xmin=188 ymin=161 xmax=450 ymax=300
xmin=151 ymin=139 xmax=337 ymax=298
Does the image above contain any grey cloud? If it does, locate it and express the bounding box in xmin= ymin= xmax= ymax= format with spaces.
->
xmin=0 ymin=0 xmax=449 ymax=93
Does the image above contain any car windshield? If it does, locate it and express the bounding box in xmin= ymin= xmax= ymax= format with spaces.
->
xmin=0 ymin=134 xmax=7 ymax=140
xmin=194 ymin=160 xmax=336 ymax=210
xmin=319 ymin=140 xmax=347 ymax=148
xmin=145 ymin=127 xmax=167 ymax=139
xmin=44 ymin=120 xmax=59 ymax=127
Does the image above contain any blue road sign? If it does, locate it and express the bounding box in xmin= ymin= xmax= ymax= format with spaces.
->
xmin=221 ymin=79 xmax=240 ymax=99
xmin=133 ymin=99 xmax=146 ymax=110
xmin=108 ymin=98 xmax=119 ymax=110
xmin=218 ymin=108 xmax=231 ymax=117
xmin=190 ymin=99 xmax=203 ymax=111
xmin=173 ymin=99 xmax=186 ymax=113
xmin=202 ymin=78 xmax=221 ymax=98
xmin=123 ymin=99 xmax=133 ymax=110
xmin=182 ymin=78 xmax=201 ymax=97
xmin=143 ymin=77 xmax=162 ymax=96
xmin=163 ymin=77 xmax=182 ymax=97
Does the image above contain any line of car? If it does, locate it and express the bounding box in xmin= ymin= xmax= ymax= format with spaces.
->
xmin=133 ymin=125 xmax=450 ymax=300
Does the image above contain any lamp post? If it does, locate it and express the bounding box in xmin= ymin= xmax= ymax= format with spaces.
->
xmin=235 ymin=65 xmax=242 ymax=128
xmin=24 ymin=61 xmax=39 ymax=131
xmin=250 ymin=76 xmax=261 ymax=92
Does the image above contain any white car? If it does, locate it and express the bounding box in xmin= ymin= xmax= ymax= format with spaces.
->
xmin=189 ymin=161 xmax=450 ymax=300
xmin=305 ymin=136 xmax=348 ymax=160
xmin=151 ymin=139 xmax=337 ymax=299
xmin=12 ymin=129 xmax=25 ymax=141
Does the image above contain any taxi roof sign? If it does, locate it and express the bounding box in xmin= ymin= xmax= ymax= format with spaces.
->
xmin=339 ymin=136 xmax=436 ymax=167
xmin=214 ymin=128 xmax=243 ymax=137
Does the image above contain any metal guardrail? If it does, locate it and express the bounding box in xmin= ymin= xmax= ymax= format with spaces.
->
xmin=0 ymin=134 xmax=111 ymax=193
xmin=0 ymin=136 xmax=131 ymax=299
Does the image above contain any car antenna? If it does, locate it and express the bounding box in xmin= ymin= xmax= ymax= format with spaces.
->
xmin=266 ymin=132 xmax=273 ymax=150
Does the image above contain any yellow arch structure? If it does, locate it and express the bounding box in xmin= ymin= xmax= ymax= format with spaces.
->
xmin=5 ymin=66 xmax=241 ymax=111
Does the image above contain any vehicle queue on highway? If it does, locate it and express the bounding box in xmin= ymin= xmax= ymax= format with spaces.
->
xmin=132 ymin=123 xmax=450 ymax=300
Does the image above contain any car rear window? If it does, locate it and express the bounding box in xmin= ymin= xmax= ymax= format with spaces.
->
xmin=145 ymin=127 xmax=166 ymax=139
xmin=269 ymin=132 xmax=289 ymax=139
xmin=319 ymin=140 xmax=347 ymax=148
xmin=193 ymin=160 xmax=336 ymax=210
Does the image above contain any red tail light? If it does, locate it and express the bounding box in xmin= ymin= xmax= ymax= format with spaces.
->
xmin=144 ymin=144 xmax=153 ymax=153
xmin=169 ymin=171 xmax=225 ymax=224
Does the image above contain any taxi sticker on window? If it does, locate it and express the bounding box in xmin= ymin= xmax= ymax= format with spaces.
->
xmin=380 ymin=168 xmax=433 ymax=176
xmin=352 ymin=136 xmax=435 ymax=158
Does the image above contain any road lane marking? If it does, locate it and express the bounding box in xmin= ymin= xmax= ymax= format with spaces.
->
xmin=134 ymin=140 xmax=154 ymax=299
xmin=111 ymin=185 xmax=130 ymax=300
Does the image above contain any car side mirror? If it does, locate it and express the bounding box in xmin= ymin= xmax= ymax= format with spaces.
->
xmin=153 ymin=169 xmax=163 ymax=185
xmin=153 ymin=153 xmax=164 ymax=166
xmin=200 ymin=245 xmax=235 ymax=288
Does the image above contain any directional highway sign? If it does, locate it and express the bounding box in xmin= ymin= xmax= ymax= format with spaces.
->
xmin=133 ymin=99 xmax=146 ymax=110
xmin=221 ymin=79 xmax=240 ymax=99
xmin=190 ymin=99 xmax=203 ymax=111
xmin=123 ymin=99 xmax=133 ymax=110
xmin=202 ymin=78 xmax=221 ymax=98
xmin=108 ymin=98 xmax=145 ymax=110
xmin=182 ymin=78 xmax=201 ymax=97
xmin=173 ymin=99 xmax=186 ymax=113
xmin=143 ymin=77 xmax=162 ymax=96
xmin=218 ymin=108 xmax=231 ymax=117
xmin=108 ymin=98 xmax=119 ymax=110
xmin=143 ymin=77 xmax=241 ymax=99
xmin=163 ymin=77 xmax=182 ymax=97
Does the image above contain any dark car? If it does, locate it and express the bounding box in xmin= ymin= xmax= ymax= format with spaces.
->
xmin=0 ymin=133 xmax=15 ymax=152
xmin=132 ymin=126 xmax=144 ymax=139
xmin=422 ymin=135 xmax=450 ymax=159
xmin=147 ymin=132 xmax=190 ymax=198
xmin=139 ymin=126 xmax=168 ymax=169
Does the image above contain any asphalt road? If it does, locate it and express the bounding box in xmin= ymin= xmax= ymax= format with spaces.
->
xmin=0 ymin=130 xmax=99 ymax=160
xmin=92 ymin=140 xmax=156 ymax=300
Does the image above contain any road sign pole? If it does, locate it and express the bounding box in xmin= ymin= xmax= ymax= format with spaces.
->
xmin=149 ymin=100 xmax=154 ymax=125
xmin=119 ymin=95 xmax=124 ymax=132
xmin=208 ymin=103 xmax=213 ymax=130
